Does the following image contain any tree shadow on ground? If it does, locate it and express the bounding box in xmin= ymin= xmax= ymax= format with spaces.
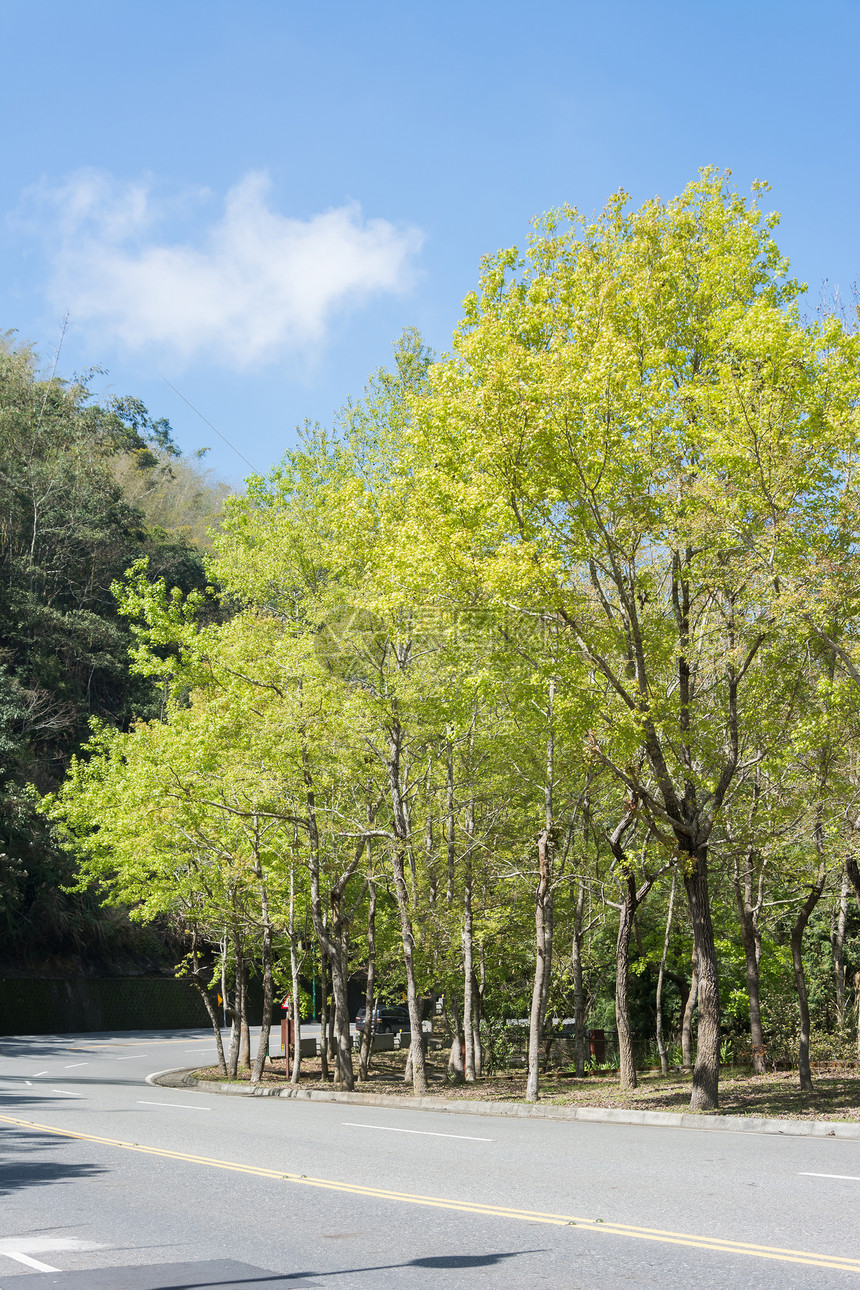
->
xmin=534 ymin=1070 xmax=860 ymax=1120
xmin=0 ymin=1030 xmax=209 ymax=1059
xmin=0 ymin=1126 xmax=107 ymax=1196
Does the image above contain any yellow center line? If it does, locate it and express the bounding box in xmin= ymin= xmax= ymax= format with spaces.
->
xmin=1 ymin=1113 xmax=858 ymax=1274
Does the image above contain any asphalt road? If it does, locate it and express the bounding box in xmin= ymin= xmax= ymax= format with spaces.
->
xmin=1 ymin=1028 xmax=859 ymax=1288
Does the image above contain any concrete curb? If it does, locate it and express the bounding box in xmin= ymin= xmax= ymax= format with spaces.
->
xmin=147 ymin=1068 xmax=860 ymax=1139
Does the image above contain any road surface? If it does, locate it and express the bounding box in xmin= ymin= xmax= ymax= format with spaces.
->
xmin=1 ymin=1028 xmax=859 ymax=1287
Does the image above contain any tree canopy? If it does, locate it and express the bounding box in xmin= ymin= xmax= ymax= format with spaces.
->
xmin=0 ymin=337 xmax=225 ymax=961
xmin=45 ymin=174 xmax=860 ymax=1111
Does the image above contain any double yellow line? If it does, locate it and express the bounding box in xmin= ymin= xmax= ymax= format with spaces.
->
xmin=2 ymin=1112 xmax=858 ymax=1275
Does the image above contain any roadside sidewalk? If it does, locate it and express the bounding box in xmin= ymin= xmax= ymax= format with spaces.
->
xmin=148 ymin=1067 xmax=860 ymax=1140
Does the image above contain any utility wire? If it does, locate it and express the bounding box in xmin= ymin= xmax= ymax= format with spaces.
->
xmin=34 ymin=313 xmax=70 ymax=435
xmin=161 ymin=377 xmax=260 ymax=474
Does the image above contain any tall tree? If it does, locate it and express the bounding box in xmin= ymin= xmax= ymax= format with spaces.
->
xmin=408 ymin=171 xmax=859 ymax=1108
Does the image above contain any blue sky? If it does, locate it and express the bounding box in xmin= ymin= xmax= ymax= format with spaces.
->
xmin=2 ymin=0 xmax=858 ymax=484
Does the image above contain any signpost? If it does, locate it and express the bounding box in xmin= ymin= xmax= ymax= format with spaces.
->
xmin=280 ymin=996 xmax=293 ymax=1078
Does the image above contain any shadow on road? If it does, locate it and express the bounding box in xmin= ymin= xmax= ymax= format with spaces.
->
xmin=11 ymin=1252 xmax=541 ymax=1290
xmin=0 ymin=1126 xmax=107 ymax=1196
xmin=410 ymin=1252 xmax=531 ymax=1267
xmin=0 ymin=1076 xmax=173 ymax=1097
xmin=262 ymin=1248 xmax=541 ymax=1285
xmin=0 ymin=1030 xmax=212 ymax=1061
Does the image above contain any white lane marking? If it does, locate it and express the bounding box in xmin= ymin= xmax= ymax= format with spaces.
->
xmin=50 ymin=1089 xmax=83 ymax=1097
xmin=0 ymin=1251 xmax=59 ymax=1270
xmin=116 ymin=1055 xmax=147 ymax=1060
xmin=800 ymin=1171 xmax=860 ymax=1181
xmin=64 ymin=1063 xmax=87 ymax=1069
xmin=136 ymin=1100 xmax=211 ymax=1111
xmin=342 ymin=1121 xmax=492 ymax=1142
xmin=33 ymin=1071 xmax=48 ymax=1077
xmin=24 ymin=1081 xmax=32 ymax=1086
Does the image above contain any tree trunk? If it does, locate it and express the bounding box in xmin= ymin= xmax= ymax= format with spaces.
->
xmin=733 ymin=851 xmax=766 ymax=1074
xmin=791 ymin=864 xmax=826 ymax=1092
xmin=462 ymin=856 xmax=476 ymax=1082
xmin=616 ymin=873 xmax=638 ymax=1090
xmin=220 ymin=934 xmax=229 ymax=1031
xmin=319 ymin=955 xmax=329 ymax=1082
xmin=571 ymin=880 xmax=586 ymax=1076
xmin=195 ymin=981 xmax=227 ymax=1076
xmin=848 ymin=867 xmax=860 ymax=1061
xmin=391 ymin=842 xmax=428 ymax=1094
xmin=328 ymin=887 xmax=355 ymax=1090
xmin=526 ymin=830 xmax=553 ymax=1102
xmin=313 ymin=923 xmax=348 ymax=1086
xmin=473 ymin=944 xmax=485 ymax=1077
xmin=607 ymin=814 xmax=654 ymax=1091
xmin=188 ymin=932 xmax=227 ymax=1077
xmin=685 ymin=850 xmax=721 ymax=1111
xmin=303 ymin=745 xmax=357 ymax=1089
xmin=251 ymin=825 xmax=275 ymax=1084
xmin=446 ymin=731 xmax=456 ymax=904
xmin=655 ymin=869 xmax=676 ymax=1077
xmin=238 ymin=957 xmax=251 ymax=1070
xmin=681 ymin=946 xmax=698 ymax=1071
xmin=358 ymin=880 xmax=377 ymax=1082
xmin=330 ymin=957 xmax=353 ymax=1088
xmin=327 ymin=973 xmax=337 ymax=1063
xmin=288 ymin=861 xmax=303 ymax=1086
xmin=526 ymin=685 xmax=555 ymax=1104
xmin=848 ymin=854 xmax=860 ymax=910
xmin=226 ymin=943 xmax=240 ymax=1080
xmin=386 ymin=720 xmax=428 ymax=1095
xmin=833 ymin=866 xmax=850 ymax=1028
xmin=251 ymin=922 xmax=273 ymax=1083
xmin=445 ymin=992 xmax=465 ymax=1081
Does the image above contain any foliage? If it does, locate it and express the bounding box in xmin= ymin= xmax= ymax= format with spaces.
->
xmin=0 ymin=337 xmax=220 ymax=963
xmin=43 ymin=177 xmax=860 ymax=1107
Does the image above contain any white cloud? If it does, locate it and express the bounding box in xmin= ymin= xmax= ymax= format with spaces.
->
xmin=29 ymin=170 xmax=423 ymax=368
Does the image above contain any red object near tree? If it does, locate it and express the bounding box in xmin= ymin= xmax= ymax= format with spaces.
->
xmin=281 ymin=997 xmax=294 ymax=1077
xmin=589 ymin=1029 xmax=606 ymax=1062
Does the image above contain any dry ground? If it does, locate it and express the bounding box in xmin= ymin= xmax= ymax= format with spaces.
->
xmin=191 ymin=1052 xmax=860 ymax=1122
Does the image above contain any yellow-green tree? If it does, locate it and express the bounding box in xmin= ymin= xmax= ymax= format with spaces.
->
xmin=407 ymin=170 xmax=860 ymax=1109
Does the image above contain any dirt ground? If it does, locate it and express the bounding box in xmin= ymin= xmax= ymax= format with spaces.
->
xmin=191 ymin=1052 xmax=860 ymax=1122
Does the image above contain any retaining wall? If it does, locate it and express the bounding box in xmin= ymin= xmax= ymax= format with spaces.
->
xmin=0 ymin=976 xmax=210 ymax=1034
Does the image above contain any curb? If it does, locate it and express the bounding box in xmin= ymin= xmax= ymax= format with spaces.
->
xmin=148 ymin=1068 xmax=860 ymax=1140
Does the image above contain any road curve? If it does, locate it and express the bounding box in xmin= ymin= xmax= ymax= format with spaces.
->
xmin=1 ymin=1029 xmax=859 ymax=1288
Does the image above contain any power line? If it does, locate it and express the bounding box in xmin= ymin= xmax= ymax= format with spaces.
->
xmin=161 ymin=377 xmax=260 ymax=474
xmin=35 ymin=313 xmax=70 ymax=434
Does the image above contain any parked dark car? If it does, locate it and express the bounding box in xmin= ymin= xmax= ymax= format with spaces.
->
xmin=355 ymin=1005 xmax=411 ymax=1034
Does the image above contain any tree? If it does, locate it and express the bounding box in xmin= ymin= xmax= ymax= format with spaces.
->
xmin=408 ymin=170 xmax=860 ymax=1108
xmin=0 ymin=337 xmax=213 ymax=965
xmin=45 ymin=229 xmax=860 ymax=1109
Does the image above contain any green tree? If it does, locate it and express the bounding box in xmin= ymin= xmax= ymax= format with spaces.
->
xmin=0 ymin=338 xmax=213 ymax=961
xmin=407 ymin=170 xmax=860 ymax=1108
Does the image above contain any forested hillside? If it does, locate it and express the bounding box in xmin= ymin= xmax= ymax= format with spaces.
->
xmin=46 ymin=174 xmax=860 ymax=1112
xmin=0 ymin=336 xmax=225 ymax=967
